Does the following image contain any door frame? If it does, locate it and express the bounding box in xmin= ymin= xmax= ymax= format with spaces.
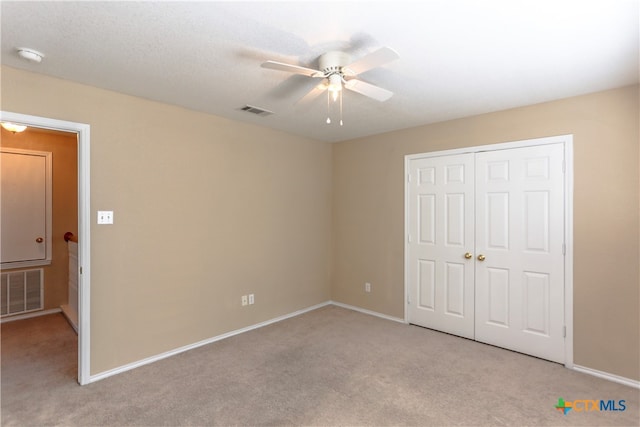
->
xmin=404 ymin=134 xmax=574 ymax=368
xmin=0 ymin=111 xmax=91 ymax=385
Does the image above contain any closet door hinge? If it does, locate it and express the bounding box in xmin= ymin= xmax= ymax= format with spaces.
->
xmin=407 ymin=234 xmax=412 ymax=243
xmin=563 ymin=326 xmax=566 ymax=338
xmin=79 ymin=266 xmax=83 ymax=275
xmin=407 ymin=173 xmax=412 ymax=183
xmin=562 ymin=244 xmax=566 ymax=255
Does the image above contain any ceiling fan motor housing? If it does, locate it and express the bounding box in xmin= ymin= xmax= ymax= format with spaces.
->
xmin=319 ymin=51 xmax=352 ymax=76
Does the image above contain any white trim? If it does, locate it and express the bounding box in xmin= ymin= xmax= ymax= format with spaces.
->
xmin=0 ymin=111 xmax=91 ymax=385
xmin=7 ymin=301 xmax=636 ymax=391
xmin=0 ymin=260 xmax=51 ymax=269
xmin=331 ymin=301 xmax=406 ymax=324
xmin=404 ymin=134 xmax=574 ymax=367
xmin=563 ymin=138 xmax=574 ymax=369
xmin=0 ymin=148 xmax=53 ymax=269
xmin=404 ymin=156 xmax=411 ymax=324
xmin=0 ymin=308 xmax=61 ymax=323
xmin=60 ymin=304 xmax=78 ymax=333
xmin=87 ymin=301 xmax=333 ymax=384
xmin=572 ymin=365 xmax=640 ymax=389
xmin=404 ymin=134 xmax=574 ymax=161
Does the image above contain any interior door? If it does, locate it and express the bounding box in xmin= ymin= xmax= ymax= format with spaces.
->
xmin=474 ymin=143 xmax=565 ymax=363
xmin=1 ymin=149 xmax=49 ymax=264
xmin=407 ymin=154 xmax=475 ymax=339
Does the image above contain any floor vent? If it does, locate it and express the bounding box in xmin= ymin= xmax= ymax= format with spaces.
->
xmin=240 ymin=105 xmax=274 ymax=116
xmin=1 ymin=269 xmax=43 ymax=317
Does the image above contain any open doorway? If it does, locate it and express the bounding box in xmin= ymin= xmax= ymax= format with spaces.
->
xmin=0 ymin=111 xmax=90 ymax=385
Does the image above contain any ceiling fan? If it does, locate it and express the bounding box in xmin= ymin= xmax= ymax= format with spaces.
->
xmin=261 ymin=47 xmax=400 ymax=104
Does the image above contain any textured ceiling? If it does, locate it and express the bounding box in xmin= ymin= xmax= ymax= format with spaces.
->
xmin=1 ymin=1 xmax=638 ymax=142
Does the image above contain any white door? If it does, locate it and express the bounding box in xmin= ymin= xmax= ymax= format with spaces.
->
xmin=407 ymin=154 xmax=475 ymax=339
xmin=406 ymin=142 xmax=566 ymax=363
xmin=1 ymin=150 xmax=50 ymax=265
xmin=475 ymin=143 xmax=565 ymax=363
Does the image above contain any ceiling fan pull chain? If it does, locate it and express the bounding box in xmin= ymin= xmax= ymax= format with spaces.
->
xmin=339 ymin=90 xmax=344 ymax=126
xmin=326 ymin=90 xmax=332 ymax=124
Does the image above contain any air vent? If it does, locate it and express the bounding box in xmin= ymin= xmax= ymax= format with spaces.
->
xmin=1 ymin=269 xmax=43 ymax=317
xmin=240 ymin=105 xmax=274 ymax=117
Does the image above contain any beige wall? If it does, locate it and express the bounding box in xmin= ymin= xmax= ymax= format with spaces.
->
xmin=332 ymin=85 xmax=639 ymax=380
xmin=1 ymin=127 xmax=78 ymax=310
xmin=1 ymin=66 xmax=332 ymax=374
xmin=2 ymin=65 xmax=637 ymax=382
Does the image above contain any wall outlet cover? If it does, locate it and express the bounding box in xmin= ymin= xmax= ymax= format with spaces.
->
xmin=97 ymin=210 xmax=114 ymax=224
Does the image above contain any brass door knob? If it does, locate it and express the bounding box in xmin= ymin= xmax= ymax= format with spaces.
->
xmin=36 ymin=237 xmax=44 ymax=243
xmin=477 ymin=254 xmax=485 ymax=261
xmin=464 ymin=252 xmax=473 ymax=259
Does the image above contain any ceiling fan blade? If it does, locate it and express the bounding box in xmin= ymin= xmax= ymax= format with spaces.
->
xmin=261 ymin=60 xmax=324 ymax=78
xmin=295 ymin=82 xmax=328 ymax=105
xmin=342 ymin=47 xmax=399 ymax=76
xmin=344 ymin=79 xmax=393 ymax=102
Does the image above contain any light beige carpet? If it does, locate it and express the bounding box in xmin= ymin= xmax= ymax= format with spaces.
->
xmin=1 ymin=305 xmax=638 ymax=426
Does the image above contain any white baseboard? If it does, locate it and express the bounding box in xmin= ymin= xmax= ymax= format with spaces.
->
xmin=332 ymin=302 xmax=640 ymax=390
xmin=572 ymin=364 xmax=640 ymax=389
xmin=331 ymin=301 xmax=406 ymax=324
xmin=60 ymin=304 xmax=78 ymax=334
xmin=85 ymin=300 xmax=639 ymax=391
xmin=88 ymin=301 xmax=333 ymax=384
xmin=88 ymin=300 xmax=404 ymax=384
xmin=0 ymin=308 xmax=61 ymax=323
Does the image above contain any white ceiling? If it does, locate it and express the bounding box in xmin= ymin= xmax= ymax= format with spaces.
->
xmin=1 ymin=1 xmax=638 ymax=143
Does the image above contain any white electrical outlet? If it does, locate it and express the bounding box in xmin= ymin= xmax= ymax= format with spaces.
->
xmin=97 ymin=210 xmax=114 ymax=224
xmin=248 ymin=294 xmax=255 ymax=305
xmin=241 ymin=295 xmax=248 ymax=306
xmin=365 ymin=282 xmax=371 ymax=293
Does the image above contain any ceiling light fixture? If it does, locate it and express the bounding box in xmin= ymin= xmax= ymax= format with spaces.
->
xmin=17 ymin=47 xmax=44 ymax=63
xmin=1 ymin=122 xmax=27 ymax=133
xmin=326 ymin=73 xmax=344 ymax=126
xmin=327 ymin=74 xmax=342 ymax=102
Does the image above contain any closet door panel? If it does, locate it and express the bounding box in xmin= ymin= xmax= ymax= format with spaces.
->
xmin=407 ymin=154 xmax=475 ymax=339
xmin=475 ymin=143 xmax=565 ymax=363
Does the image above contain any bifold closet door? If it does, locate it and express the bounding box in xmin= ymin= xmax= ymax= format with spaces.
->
xmin=407 ymin=154 xmax=475 ymax=339
xmin=474 ymin=143 xmax=565 ymax=363
xmin=407 ymin=143 xmax=566 ymax=364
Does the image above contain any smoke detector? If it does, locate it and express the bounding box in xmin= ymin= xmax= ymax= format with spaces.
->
xmin=17 ymin=48 xmax=44 ymax=63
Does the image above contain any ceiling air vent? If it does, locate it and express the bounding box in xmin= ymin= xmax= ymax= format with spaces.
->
xmin=240 ymin=105 xmax=274 ymax=117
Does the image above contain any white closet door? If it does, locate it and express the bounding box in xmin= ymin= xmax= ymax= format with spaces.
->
xmin=474 ymin=143 xmax=565 ymax=363
xmin=407 ymin=154 xmax=475 ymax=339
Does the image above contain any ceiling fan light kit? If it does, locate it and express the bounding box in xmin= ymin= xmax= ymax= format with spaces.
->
xmin=328 ymin=74 xmax=343 ymax=95
xmin=261 ymin=47 xmax=399 ymax=126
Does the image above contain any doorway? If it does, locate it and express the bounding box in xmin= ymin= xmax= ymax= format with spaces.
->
xmin=0 ymin=111 xmax=91 ymax=384
xmin=404 ymin=135 xmax=573 ymax=366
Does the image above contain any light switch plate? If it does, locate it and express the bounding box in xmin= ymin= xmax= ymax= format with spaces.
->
xmin=97 ymin=210 xmax=114 ymax=224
